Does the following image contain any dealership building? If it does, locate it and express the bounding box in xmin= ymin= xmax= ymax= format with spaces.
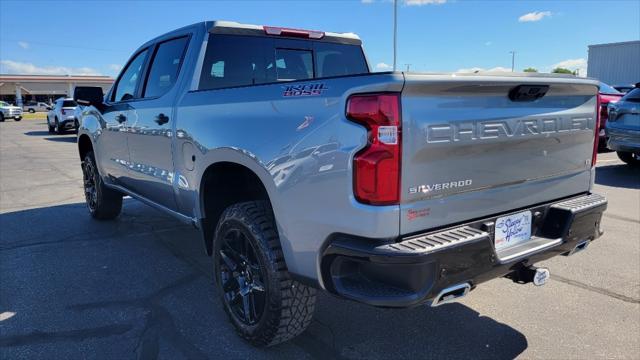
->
xmin=587 ymin=40 xmax=640 ymax=86
xmin=0 ymin=74 xmax=114 ymax=106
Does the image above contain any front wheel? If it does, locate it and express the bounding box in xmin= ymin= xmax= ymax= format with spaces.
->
xmin=82 ymin=151 xmax=123 ymax=219
xmin=213 ymin=201 xmax=316 ymax=347
xmin=14 ymin=116 xmax=21 ymax=122
xmin=617 ymin=151 xmax=640 ymax=167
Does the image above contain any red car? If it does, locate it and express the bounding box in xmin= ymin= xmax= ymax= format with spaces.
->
xmin=597 ymin=82 xmax=624 ymax=149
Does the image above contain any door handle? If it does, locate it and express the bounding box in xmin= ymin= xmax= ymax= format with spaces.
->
xmin=155 ymin=113 xmax=169 ymax=125
xmin=115 ymin=114 xmax=127 ymax=123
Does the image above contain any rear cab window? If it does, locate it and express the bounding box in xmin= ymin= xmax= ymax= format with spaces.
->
xmin=199 ymin=34 xmax=368 ymax=91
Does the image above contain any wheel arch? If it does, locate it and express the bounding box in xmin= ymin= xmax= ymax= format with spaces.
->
xmin=78 ymin=133 xmax=93 ymax=161
xmin=198 ymin=157 xmax=278 ymax=256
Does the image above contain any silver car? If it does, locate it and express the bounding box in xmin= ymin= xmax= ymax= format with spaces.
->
xmin=23 ymin=101 xmax=52 ymax=113
xmin=607 ymin=86 xmax=640 ymax=166
xmin=47 ymin=98 xmax=78 ymax=134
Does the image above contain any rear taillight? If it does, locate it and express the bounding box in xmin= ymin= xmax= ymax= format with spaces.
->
xmin=592 ymin=96 xmax=600 ymax=167
xmin=347 ymin=93 xmax=401 ymax=205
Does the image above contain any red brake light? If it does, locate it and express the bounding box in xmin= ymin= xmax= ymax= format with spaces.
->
xmin=347 ymin=93 xmax=401 ymax=205
xmin=263 ymin=26 xmax=324 ymax=39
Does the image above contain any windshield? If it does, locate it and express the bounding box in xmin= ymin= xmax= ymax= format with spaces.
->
xmin=599 ymin=83 xmax=621 ymax=94
xmin=0 ymin=101 xmax=9 ymax=106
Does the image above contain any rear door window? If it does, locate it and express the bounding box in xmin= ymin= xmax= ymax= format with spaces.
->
xmin=199 ymin=35 xmax=273 ymax=90
xmin=143 ymin=37 xmax=189 ymax=98
xmin=112 ymin=49 xmax=149 ymax=102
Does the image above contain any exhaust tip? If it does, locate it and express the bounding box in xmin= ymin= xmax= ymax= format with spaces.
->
xmin=431 ymin=283 xmax=471 ymax=307
xmin=567 ymin=240 xmax=590 ymax=256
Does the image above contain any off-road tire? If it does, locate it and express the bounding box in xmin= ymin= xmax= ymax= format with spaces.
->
xmin=48 ymin=119 xmax=55 ymax=133
xmin=213 ymin=201 xmax=316 ymax=347
xmin=617 ymin=151 xmax=640 ymax=167
xmin=82 ymin=151 xmax=122 ymax=219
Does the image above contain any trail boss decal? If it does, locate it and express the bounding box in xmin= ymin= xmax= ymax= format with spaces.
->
xmin=282 ymin=83 xmax=328 ymax=97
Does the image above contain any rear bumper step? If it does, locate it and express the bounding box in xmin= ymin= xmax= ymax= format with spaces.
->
xmin=321 ymin=193 xmax=607 ymax=307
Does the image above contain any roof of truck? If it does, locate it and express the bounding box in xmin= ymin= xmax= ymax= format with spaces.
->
xmin=206 ymin=20 xmax=362 ymax=45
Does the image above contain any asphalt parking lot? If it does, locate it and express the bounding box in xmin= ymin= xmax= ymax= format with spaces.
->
xmin=1 ymin=119 xmax=639 ymax=359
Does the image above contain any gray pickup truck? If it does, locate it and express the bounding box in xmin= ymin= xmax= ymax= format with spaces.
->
xmin=74 ymin=21 xmax=608 ymax=346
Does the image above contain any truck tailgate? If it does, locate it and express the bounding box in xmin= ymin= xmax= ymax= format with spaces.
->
xmin=400 ymin=74 xmax=599 ymax=235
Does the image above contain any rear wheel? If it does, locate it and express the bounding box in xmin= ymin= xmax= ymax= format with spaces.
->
xmin=14 ymin=117 xmax=21 ymax=122
xmin=55 ymin=118 xmax=64 ymax=134
xmin=82 ymin=151 xmax=122 ymax=219
xmin=617 ymin=151 xmax=640 ymax=167
xmin=213 ymin=201 xmax=316 ymax=347
xmin=48 ymin=119 xmax=55 ymax=133
xmin=29 ymin=108 xmax=35 ymax=113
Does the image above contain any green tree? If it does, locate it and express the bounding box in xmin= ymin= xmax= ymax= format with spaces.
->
xmin=552 ymin=67 xmax=576 ymax=75
xmin=523 ymin=67 xmax=538 ymax=72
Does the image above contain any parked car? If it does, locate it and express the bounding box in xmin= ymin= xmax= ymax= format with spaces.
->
xmin=23 ymin=101 xmax=52 ymax=113
xmin=597 ymin=82 xmax=624 ymax=149
xmin=46 ymin=98 xmax=78 ymax=134
xmin=0 ymin=101 xmax=23 ymax=121
xmin=74 ymin=21 xmax=607 ymax=346
xmin=613 ymin=84 xmax=636 ymax=94
xmin=607 ymin=85 xmax=640 ymax=167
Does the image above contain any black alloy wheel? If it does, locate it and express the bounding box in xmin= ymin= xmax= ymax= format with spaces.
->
xmin=217 ymin=227 xmax=267 ymax=325
xmin=82 ymin=156 xmax=99 ymax=212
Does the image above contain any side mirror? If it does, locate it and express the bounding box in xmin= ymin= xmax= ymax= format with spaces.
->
xmin=74 ymin=86 xmax=104 ymax=108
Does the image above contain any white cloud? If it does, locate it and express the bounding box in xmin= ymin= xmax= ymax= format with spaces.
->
xmin=375 ymin=62 xmax=393 ymax=71
xmin=404 ymin=0 xmax=447 ymax=5
xmin=108 ymin=64 xmax=122 ymax=73
xmin=0 ymin=60 xmax=102 ymax=76
xmin=17 ymin=41 xmax=29 ymax=49
xmin=518 ymin=11 xmax=552 ymax=22
xmin=485 ymin=41 xmax=492 ymax=46
xmin=550 ymin=58 xmax=587 ymax=77
xmin=456 ymin=66 xmax=512 ymax=73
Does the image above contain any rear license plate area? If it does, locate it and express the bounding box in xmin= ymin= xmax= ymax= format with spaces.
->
xmin=494 ymin=210 xmax=533 ymax=251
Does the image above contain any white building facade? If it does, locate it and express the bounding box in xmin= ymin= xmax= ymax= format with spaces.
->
xmin=0 ymin=74 xmax=114 ymax=106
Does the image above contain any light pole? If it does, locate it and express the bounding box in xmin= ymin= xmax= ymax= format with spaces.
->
xmin=509 ymin=51 xmax=516 ymax=72
xmin=393 ymin=0 xmax=398 ymax=71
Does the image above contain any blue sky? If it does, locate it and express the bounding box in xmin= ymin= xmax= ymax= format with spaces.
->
xmin=1 ymin=0 xmax=638 ymax=77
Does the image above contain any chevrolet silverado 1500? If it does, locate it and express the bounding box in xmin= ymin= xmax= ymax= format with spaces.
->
xmin=74 ymin=21 xmax=608 ymax=346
